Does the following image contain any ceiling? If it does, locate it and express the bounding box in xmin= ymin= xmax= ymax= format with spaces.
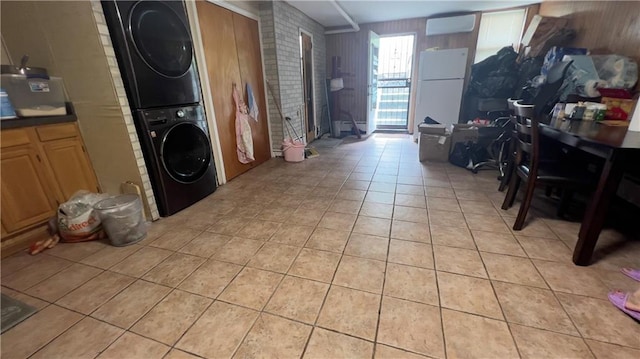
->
xmin=285 ymin=0 xmax=540 ymax=28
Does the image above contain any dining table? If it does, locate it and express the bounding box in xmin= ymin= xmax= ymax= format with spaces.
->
xmin=540 ymin=118 xmax=640 ymax=266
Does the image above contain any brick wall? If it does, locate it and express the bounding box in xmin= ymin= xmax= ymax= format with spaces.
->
xmin=260 ymin=0 xmax=327 ymax=154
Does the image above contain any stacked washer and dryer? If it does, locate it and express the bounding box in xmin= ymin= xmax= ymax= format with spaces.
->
xmin=102 ymin=0 xmax=217 ymax=216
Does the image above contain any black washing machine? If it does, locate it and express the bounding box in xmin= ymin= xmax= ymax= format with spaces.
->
xmin=136 ymin=104 xmax=217 ymax=216
xmin=102 ymin=0 xmax=201 ymax=108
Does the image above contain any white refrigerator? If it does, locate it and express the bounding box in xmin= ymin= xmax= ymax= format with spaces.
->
xmin=414 ymin=48 xmax=468 ymax=139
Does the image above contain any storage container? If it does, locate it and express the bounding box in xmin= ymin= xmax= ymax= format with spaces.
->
xmin=94 ymin=194 xmax=146 ymax=246
xmin=1 ymin=74 xmax=67 ymax=117
xmin=282 ymin=139 xmax=305 ymax=162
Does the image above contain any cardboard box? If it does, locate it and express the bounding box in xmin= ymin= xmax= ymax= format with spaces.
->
xmin=419 ymin=133 xmax=451 ymax=162
xmin=449 ymin=124 xmax=482 ymax=153
xmin=418 ymin=123 xmax=447 ymax=135
xmin=521 ymin=15 xmax=569 ymax=57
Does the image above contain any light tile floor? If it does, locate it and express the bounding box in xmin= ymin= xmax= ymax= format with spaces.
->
xmin=2 ymin=134 xmax=640 ymax=359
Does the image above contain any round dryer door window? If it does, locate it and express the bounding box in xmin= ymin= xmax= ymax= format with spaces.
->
xmin=129 ymin=1 xmax=193 ymax=78
xmin=161 ymin=123 xmax=211 ymax=183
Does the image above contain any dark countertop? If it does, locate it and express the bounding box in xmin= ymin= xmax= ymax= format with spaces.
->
xmin=0 ymin=114 xmax=77 ymax=130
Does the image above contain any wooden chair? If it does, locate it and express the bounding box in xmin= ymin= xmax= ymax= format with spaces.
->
xmin=501 ymin=101 xmax=596 ymax=230
xmin=498 ymin=98 xmax=518 ymax=192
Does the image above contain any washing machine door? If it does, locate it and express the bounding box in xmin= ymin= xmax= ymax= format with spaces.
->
xmin=160 ymin=123 xmax=211 ymax=184
xmin=129 ymin=1 xmax=193 ymax=78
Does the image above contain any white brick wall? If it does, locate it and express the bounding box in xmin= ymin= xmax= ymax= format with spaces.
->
xmin=260 ymin=0 xmax=327 ymax=154
xmin=91 ymin=0 xmax=160 ymax=220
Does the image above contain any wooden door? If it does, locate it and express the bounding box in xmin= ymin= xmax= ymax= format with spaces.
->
xmin=196 ymin=2 xmax=270 ymax=181
xmin=1 ymin=145 xmax=58 ymax=233
xmin=41 ymin=138 xmax=100 ymax=201
xmin=301 ymin=32 xmax=315 ymax=142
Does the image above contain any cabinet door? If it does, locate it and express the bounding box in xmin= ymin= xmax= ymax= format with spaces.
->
xmin=1 ymin=146 xmax=58 ymax=233
xmin=41 ymin=138 xmax=99 ymax=201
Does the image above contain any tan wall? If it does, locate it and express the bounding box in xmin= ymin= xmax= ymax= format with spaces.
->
xmin=0 ymin=1 xmax=155 ymax=218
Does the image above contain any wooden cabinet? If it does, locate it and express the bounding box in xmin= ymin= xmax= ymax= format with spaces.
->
xmin=1 ymin=122 xmax=99 ymax=254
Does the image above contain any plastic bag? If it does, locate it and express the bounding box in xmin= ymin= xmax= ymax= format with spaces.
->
xmin=591 ymin=55 xmax=638 ymax=89
xmin=58 ymin=190 xmax=110 ymax=242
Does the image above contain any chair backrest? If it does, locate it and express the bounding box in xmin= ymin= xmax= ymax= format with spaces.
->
xmin=513 ymin=101 xmax=539 ymax=170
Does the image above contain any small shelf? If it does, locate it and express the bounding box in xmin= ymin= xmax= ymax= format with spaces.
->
xmin=0 ymin=103 xmax=77 ymax=130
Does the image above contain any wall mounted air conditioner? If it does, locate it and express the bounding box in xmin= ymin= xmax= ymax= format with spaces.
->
xmin=426 ymin=14 xmax=476 ymax=36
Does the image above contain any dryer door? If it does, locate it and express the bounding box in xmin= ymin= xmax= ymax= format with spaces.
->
xmin=160 ymin=122 xmax=211 ymax=183
xmin=129 ymin=1 xmax=193 ymax=78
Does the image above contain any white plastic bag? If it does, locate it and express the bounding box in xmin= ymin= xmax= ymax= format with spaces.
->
xmin=57 ymin=190 xmax=110 ymax=242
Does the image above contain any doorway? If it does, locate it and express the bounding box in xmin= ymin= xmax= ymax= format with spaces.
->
xmin=375 ymin=34 xmax=415 ymax=130
xmin=300 ymin=30 xmax=315 ymax=143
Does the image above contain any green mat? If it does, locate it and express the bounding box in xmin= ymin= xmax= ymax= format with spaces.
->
xmin=1 ymin=294 xmax=37 ymax=333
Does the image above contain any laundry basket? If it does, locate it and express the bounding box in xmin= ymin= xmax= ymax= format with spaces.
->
xmin=282 ymin=139 xmax=305 ymax=162
xmin=93 ymin=194 xmax=146 ymax=246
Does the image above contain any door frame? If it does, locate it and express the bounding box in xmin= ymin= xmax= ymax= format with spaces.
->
xmin=185 ymin=0 xmax=274 ymax=185
xmin=366 ymin=30 xmax=380 ymax=136
xmin=299 ymin=27 xmax=317 ymax=143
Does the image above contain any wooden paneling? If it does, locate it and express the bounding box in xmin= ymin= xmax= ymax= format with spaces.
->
xmin=1 ymin=128 xmax=30 ymax=148
xmin=35 ymin=123 xmax=77 ymax=142
xmin=196 ymin=1 xmax=270 ymax=180
xmin=539 ymin=1 xmax=640 ymax=64
xmin=41 ymin=138 xmax=99 ymax=200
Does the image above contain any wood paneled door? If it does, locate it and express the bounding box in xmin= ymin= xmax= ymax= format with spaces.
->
xmin=301 ymin=31 xmax=315 ymax=142
xmin=196 ymin=1 xmax=271 ymax=181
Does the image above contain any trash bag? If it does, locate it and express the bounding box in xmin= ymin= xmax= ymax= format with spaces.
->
xmin=58 ymin=190 xmax=110 ymax=242
xmin=449 ymin=143 xmax=471 ymax=168
xmin=468 ymin=46 xmax=519 ymax=98
xmin=514 ymin=57 xmax=544 ymax=99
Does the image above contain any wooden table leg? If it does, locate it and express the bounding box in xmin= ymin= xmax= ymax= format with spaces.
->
xmin=573 ymin=151 xmax=626 ymax=266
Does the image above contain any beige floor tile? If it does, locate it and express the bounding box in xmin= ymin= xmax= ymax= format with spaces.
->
xmin=365 ymin=191 xmax=395 ymax=204
xmin=317 ymin=285 xmax=380 ymax=340
xmin=213 ymin=237 xmax=264 ymax=265
xmin=25 ymin=263 xmax=102 ymax=302
xmin=385 ymin=263 xmax=438 ymax=306
xmin=378 ymin=296 xmax=444 ymax=358
xmin=206 ymin=216 xmax=246 ymax=235
xmin=178 ymin=232 xmax=231 ymax=258
xmin=388 ymin=240 xmax=434 ymax=269
xmin=395 ymin=194 xmax=427 ymax=208
xmin=595 ymin=269 xmax=638 ymax=293
xmin=247 ymin=242 xmax=301 ymax=273
xmin=177 ymin=301 xmax=259 ymax=358
xmin=236 ymin=220 xmax=281 ymax=240
xmin=178 ymin=259 xmax=242 ymax=298
xmin=533 ymin=260 xmax=609 ymax=298
xmin=343 ymin=179 xmax=371 ymax=190
xmin=333 ymin=255 xmax=386 ymax=293
xmin=183 ymin=211 xmax=220 ymax=230
xmin=510 ymin=324 xmax=593 ymax=359
xmin=393 ymin=206 xmax=429 ymax=224
xmin=428 ymin=209 xmax=466 ymax=228
xmin=269 ymin=224 xmax=315 ymax=246
xmin=218 ymin=267 xmax=283 ymax=310
xmin=586 ymin=339 xmax=640 ymax=359
xmin=398 ymin=176 xmax=423 ymax=186
xmin=353 ymin=216 xmax=392 ymax=237
xmin=391 ymin=220 xmax=430 ymax=243
xmin=304 ymin=328 xmax=374 ymax=359
xmin=454 ymin=189 xmax=491 ymax=201
xmin=92 ymin=280 xmax=170 ymax=328
xmin=131 ymin=290 xmax=212 ymax=345
xmin=305 ymin=227 xmax=351 ymax=253
xmin=429 ymin=224 xmax=476 ymax=249
xmin=425 ymin=186 xmax=455 ymax=198
xmin=328 ymin=199 xmax=363 ymax=214
xmin=164 ymin=349 xmax=201 ymax=359
xmin=427 ymin=197 xmax=461 ymax=212
xmin=1 ymin=286 xmax=48 ymax=310
xmin=459 ymin=199 xmax=498 ymax=215
xmin=265 ymin=276 xmax=329 ymax=324
xmin=506 ymin=216 xmax=558 ymax=239
xmin=233 ymin=313 xmax=311 ymax=358
xmin=465 ymin=213 xmax=511 ymax=233
xmin=360 ymin=202 xmax=394 ymax=219
xmin=372 ymin=174 xmax=398 ymax=183
xmin=442 ymin=309 xmax=518 ymax=359
xmin=437 ymin=271 xmax=503 ymax=320
xmin=557 ymin=293 xmax=640 ymax=349
xmin=56 ymin=271 xmax=135 ymax=314
xmin=1 ymin=251 xmax=43 ymax=278
xmin=375 ymin=344 xmax=430 ymax=359
xmin=338 ymin=188 xmax=368 ymax=201
xmin=2 ymin=255 xmax=72 ymax=291
xmin=516 ymin=235 xmax=572 ymax=262
xmin=226 ymin=203 xmax=265 ymax=218
xmin=31 ymin=317 xmax=123 ymax=359
xmin=481 ymin=252 xmax=547 ymax=288
xmin=318 ymin=211 xmax=357 ymax=231
xmin=142 ymin=253 xmax=205 ymax=287
xmin=80 ymin=244 xmax=141 ymax=269
xmin=472 ymin=230 xmax=526 ymax=256
xmin=46 ymin=240 xmax=107 ymax=262
xmin=257 ymin=205 xmax=296 ymax=223
xmin=369 ymin=182 xmax=397 ymax=193
xmin=0 ymin=305 xmax=83 ymax=359
xmin=110 ymin=246 xmax=173 ymax=277
xmin=396 ymin=184 xmax=425 ymax=196
xmin=299 ymin=198 xmax=333 ymax=211
xmin=149 ymin=228 xmax=202 ymax=251
xmin=433 ymin=245 xmax=487 ymax=278
xmin=271 ymin=194 xmax=305 ymax=208
xmin=98 ymin=332 xmax=170 ymax=359
xmin=288 ymin=248 xmax=341 ymax=283
xmin=493 ymin=281 xmax=577 ymax=335
xmin=344 ymin=233 xmax=389 ymax=261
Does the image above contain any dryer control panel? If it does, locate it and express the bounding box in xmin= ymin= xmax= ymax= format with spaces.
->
xmin=140 ymin=105 xmax=204 ymax=128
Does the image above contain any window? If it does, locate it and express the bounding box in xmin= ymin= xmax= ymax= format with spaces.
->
xmin=474 ymin=9 xmax=527 ymax=63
